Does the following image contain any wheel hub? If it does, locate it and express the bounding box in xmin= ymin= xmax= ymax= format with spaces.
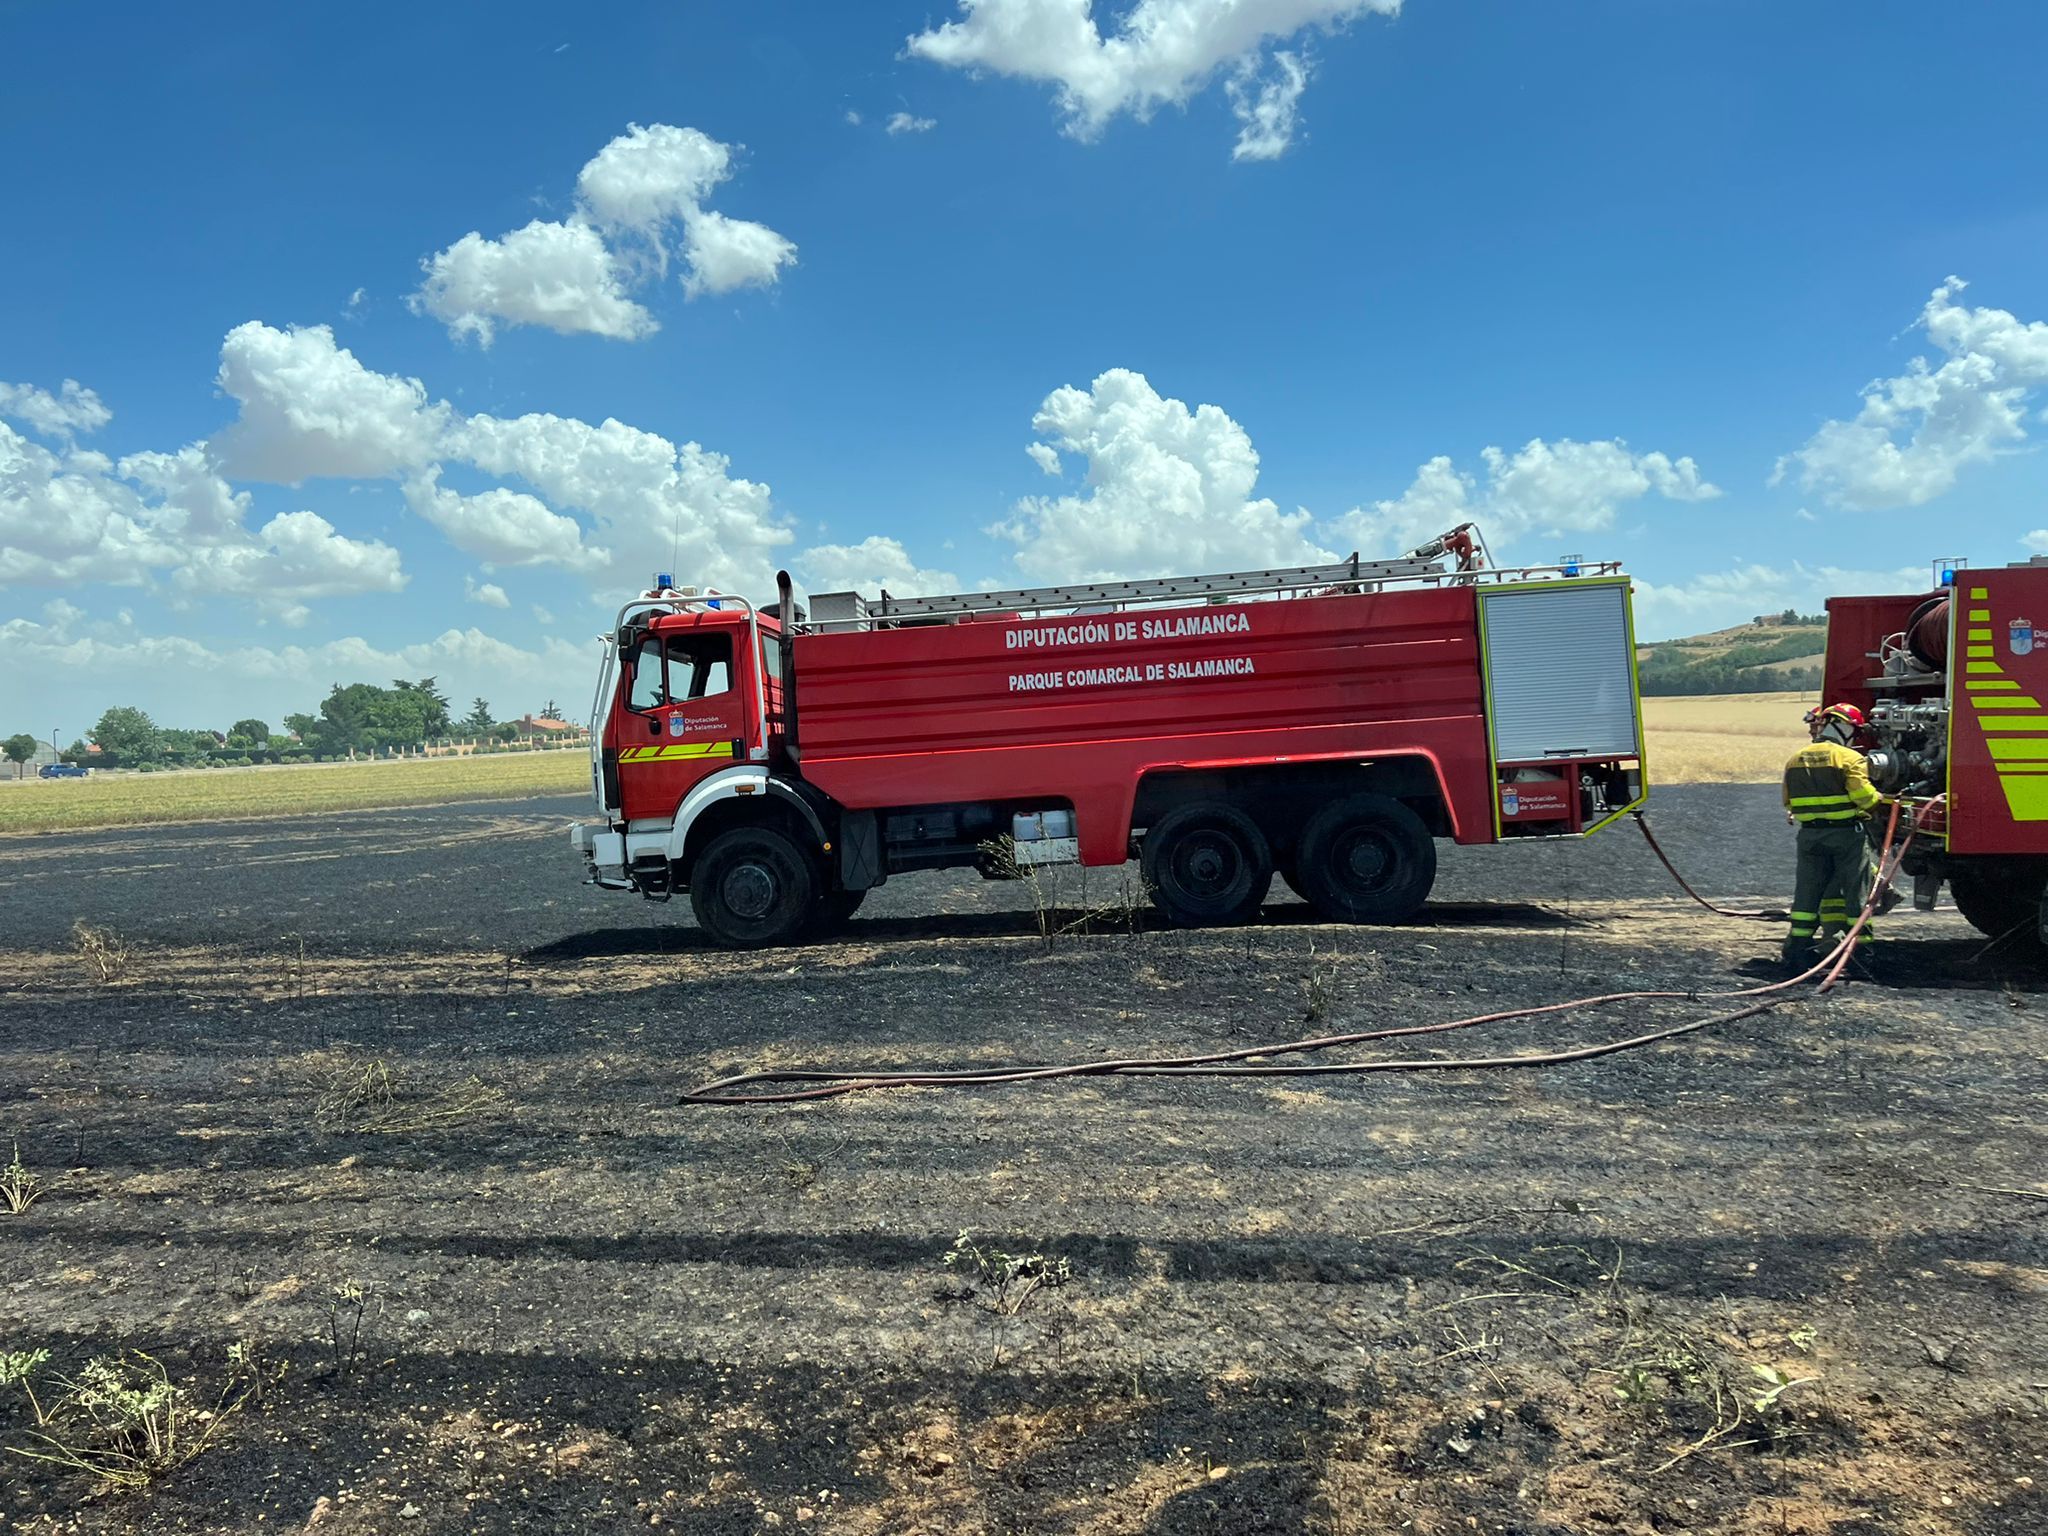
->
xmin=1176 ymin=833 xmax=1240 ymax=897
xmin=1339 ymin=830 xmax=1394 ymax=891
xmin=724 ymin=861 xmax=777 ymax=920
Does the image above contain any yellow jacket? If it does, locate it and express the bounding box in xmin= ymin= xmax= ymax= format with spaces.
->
xmin=1781 ymin=740 xmax=1882 ymax=824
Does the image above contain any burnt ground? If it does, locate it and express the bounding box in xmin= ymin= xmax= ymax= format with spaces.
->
xmin=0 ymin=785 xmax=2042 ymax=1535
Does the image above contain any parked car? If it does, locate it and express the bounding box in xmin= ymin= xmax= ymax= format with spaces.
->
xmin=38 ymin=763 xmax=87 ymax=779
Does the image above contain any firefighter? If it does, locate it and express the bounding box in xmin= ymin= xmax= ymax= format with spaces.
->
xmin=1781 ymin=703 xmax=1886 ymax=967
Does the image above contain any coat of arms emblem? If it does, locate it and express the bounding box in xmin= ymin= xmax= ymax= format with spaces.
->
xmin=2012 ymin=617 xmax=2035 ymax=656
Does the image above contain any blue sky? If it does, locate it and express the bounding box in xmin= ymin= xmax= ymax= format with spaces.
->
xmin=5 ymin=0 xmax=2047 ymax=739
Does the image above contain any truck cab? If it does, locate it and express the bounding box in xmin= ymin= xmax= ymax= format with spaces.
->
xmin=572 ymin=586 xmax=828 ymax=927
xmin=605 ymin=607 xmax=769 ymax=819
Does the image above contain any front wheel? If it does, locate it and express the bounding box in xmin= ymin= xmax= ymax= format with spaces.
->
xmin=1142 ymin=803 xmax=1273 ymax=927
xmin=1947 ymin=860 xmax=2048 ymax=949
xmin=1295 ymin=794 xmax=1437 ymax=924
xmin=689 ymin=826 xmax=818 ymax=949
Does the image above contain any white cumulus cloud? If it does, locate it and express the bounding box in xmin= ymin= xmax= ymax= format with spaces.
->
xmin=404 ymin=467 xmax=608 ymax=571
xmin=118 ymin=445 xmax=250 ymax=542
xmin=1337 ymin=438 xmax=1721 ymax=557
xmin=173 ymin=510 xmax=407 ymax=623
xmin=987 ymin=368 xmax=1723 ymax=587
xmin=1776 ymin=277 xmax=2048 ymax=510
xmin=576 ymin=122 xmax=734 ymax=232
xmin=0 ymin=378 xmax=112 ymax=438
xmin=1 ymin=412 xmax=405 ymax=618
xmin=412 ymin=122 xmax=795 ymax=344
xmin=886 ymin=112 xmax=937 ymax=135
xmin=905 ymin=0 xmax=1397 ymax=158
xmin=212 ymin=322 xmax=451 ymax=482
xmin=992 ymin=368 xmax=1333 ymax=582
xmin=178 ymin=323 xmax=793 ymax=599
xmin=451 ymin=411 xmax=792 ymax=594
xmin=413 ymin=221 xmax=655 ymax=345
xmin=678 ymin=209 xmax=800 ymax=300
xmin=0 ymin=422 xmax=173 ymax=585
xmin=797 ymin=536 xmax=960 ymax=598
xmin=465 ymin=575 xmax=511 ymax=608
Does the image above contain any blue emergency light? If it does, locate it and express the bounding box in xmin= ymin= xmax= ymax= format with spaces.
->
xmin=656 ymin=572 xmax=673 ymax=589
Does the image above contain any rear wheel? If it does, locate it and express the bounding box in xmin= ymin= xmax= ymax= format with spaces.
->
xmin=1295 ymin=794 xmax=1437 ymax=924
xmin=1947 ymin=860 xmax=2048 ymax=948
xmin=1142 ymin=803 xmax=1273 ymax=927
xmin=689 ymin=826 xmax=818 ymax=949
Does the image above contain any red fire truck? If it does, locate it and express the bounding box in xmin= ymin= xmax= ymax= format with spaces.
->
xmin=569 ymin=527 xmax=1649 ymax=947
xmin=1821 ymin=557 xmax=2048 ymax=945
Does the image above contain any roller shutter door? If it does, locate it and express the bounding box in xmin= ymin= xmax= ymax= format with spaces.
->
xmin=1481 ymin=583 xmax=1641 ymax=763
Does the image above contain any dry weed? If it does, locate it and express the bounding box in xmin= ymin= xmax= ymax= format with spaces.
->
xmin=69 ymin=920 xmax=127 ymax=984
xmin=314 ymin=1058 xmax=506 ymax=1134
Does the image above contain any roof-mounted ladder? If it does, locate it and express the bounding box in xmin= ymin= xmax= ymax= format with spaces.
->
xmin=792 ymin=525 xmax=1544 ymax=632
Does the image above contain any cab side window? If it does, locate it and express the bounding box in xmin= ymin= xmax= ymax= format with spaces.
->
xmin=671 ymin=633 xmax=732 ymax=701
xmin=627 ymin=632 xmax=734 ymax=708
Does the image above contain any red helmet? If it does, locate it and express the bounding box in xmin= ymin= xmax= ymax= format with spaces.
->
xmin=1804 ymin=702 xmax=1866 ymax=730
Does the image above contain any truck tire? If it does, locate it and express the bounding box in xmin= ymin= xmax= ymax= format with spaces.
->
xmin=808 ymin=888 xmax=867 ymax=934
xmin=1142 ymin=803 xmax=1273 ymax=927
xmin=1947 ymin=861 xmax=2048 ymax=949
xmin=1295 ymin=794 xmax=1437 ymax=924
xmin=689 ymin=826 xmax=818 ymax=949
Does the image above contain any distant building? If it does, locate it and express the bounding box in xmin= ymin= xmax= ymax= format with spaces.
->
xmin=513 ymin=714 xmax=583 ymax=741
xmin=27 ymin=739 xmax=61 ymax=772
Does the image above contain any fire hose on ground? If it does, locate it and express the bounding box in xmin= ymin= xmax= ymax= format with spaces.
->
xmin=679 ymin=803 xmax=1911 ymax=1107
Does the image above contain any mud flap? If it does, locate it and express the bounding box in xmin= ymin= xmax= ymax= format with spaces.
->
xmin=839 ymin=809 xmax=883 ymax=891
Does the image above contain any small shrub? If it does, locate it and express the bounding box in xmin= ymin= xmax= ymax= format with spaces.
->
xmin=944 ymin=1229 xmax=1073 ymax=1318
xmin=1 ymin=1143 xmax=43 ymax=1214
xmin=70 ymin=921 xmax=128 ymax=985
xmin=0 ymin=1348 xmax=52 ymax=1425
xmin=6 ymin=1348 xmax=258 ymax=1492
xmin=1301 ymin=940 xmax=1341 ymax=1022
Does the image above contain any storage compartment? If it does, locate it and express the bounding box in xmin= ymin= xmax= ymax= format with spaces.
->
xmin=1480 ymin=582 xmax=1642 ymax=763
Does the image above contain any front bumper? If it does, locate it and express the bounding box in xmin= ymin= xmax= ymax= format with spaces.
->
xmin=570 ymin=821 xmax=632 ymax=889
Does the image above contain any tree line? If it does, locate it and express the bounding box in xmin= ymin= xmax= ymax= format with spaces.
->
xmin=10 ymin=680 xmax=573 ymax=773
xmin=1636 ymin=623 xmax=1827 ymax=697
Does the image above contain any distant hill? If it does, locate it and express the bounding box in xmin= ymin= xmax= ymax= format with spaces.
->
xmin=1634 ymin=611 xmax=1826 ymax=696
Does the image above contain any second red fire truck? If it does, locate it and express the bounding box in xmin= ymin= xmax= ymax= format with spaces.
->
xmin=570 ymin=526 xmax=1649 ymax=947
xmin=1821 ymin=556 xmax=2048 ymax=946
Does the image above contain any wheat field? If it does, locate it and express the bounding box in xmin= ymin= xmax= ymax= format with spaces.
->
xmin=0 ymin=750 xmax=589 ymax=836
xmin=1641 ymin=690 xmax=1817 ymax=785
